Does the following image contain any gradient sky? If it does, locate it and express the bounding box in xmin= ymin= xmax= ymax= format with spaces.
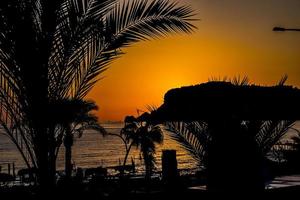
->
xmin=87 ymin=0 xmax=300 ymax=121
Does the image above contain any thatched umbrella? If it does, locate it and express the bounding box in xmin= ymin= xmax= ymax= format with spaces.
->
xmin=152 ymin=81 xmax=300 ymax=121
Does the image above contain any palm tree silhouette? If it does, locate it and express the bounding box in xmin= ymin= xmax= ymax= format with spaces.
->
xmin=166 ymin=121 xmax=295 ymax=168
xmin=164 ymin=77 xmax=296 ymax=190
xmin=0 ymin=0 xmax=196 ymax=189
xmin=165 ymin=121 xmax=210 ymax=170
xmin=49 ymin=99 xmax=105 ymax=180
xmin=121 ymin=115 xmax=163 ymax=180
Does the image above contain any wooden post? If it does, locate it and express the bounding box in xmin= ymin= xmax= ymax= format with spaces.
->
xmin=13 ymin=163 xmax=16 ymax=178
xmin=8 ymin=163 xmax=11 ymax=175
xmin=162 ymin=150 xmax=178 ymax=183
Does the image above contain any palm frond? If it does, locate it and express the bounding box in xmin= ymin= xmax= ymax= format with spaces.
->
xmin=208 ymin=76 xmax=228 ymax=82
xmin=255 ymin=120 xmax=295 ymax=155
xmin=73 ymin=121 xmax=106 ymax=138
xmin=278 ymin=74 xmax=288 ymax=86
xmin=49 ymin=0 xmax=117 ymax=99
xmin=48 ymin=0 xmax=196 ymax=100
xmin=165 ymin=121 xmax=209 ymax=169
xmin=106 ymin=0 xmax=196 ymax=49
xmin=146 ymin=105 xmax=158 ymax=113
xmin=207 ymin=76 xmax=250 ymax=86
xmin=231 ymin=75 xmax=249 ymax=86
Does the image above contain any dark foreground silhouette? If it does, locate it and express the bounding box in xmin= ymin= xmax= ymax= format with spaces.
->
xmin=1 ymin=81 xmax=300 ymax=197
xmin=150 ymin=81 xmax=300 ymax=192
xmin=153 ymin=81 xmax=300 ymax=121
xmin=0 ymin=0 xmax=196 ymax=192
xmin=1 ymin=182 xmax=300 ymax=200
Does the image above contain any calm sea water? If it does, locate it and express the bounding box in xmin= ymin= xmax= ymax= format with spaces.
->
xmin=0 ymin=123 xmax=197 ymax=174
xmin=1 ymin=122 xmax=299 ymax=174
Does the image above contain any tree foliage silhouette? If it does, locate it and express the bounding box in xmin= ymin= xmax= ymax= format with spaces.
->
xmin=51 ymin=99 xmax=105 ymax=180
xmin=165 ymin=121 xmax=210 ymax=170
xmin=165 ymin=78 xmax=296 ymax=171
xmin=0 ymin=0 xmax=196 ymax=189
xmin=121 ymin=115 xmax=163 ymax=180
xmin=153 ymin=78 xmax=300 ymax=191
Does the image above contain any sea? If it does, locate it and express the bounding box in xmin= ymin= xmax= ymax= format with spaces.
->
xmin=0 ymin=122 xmax=299 ymax=175
xmin=0 ymin=123 xmax=197 ymax=175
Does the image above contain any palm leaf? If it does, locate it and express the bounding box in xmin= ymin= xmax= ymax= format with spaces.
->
xmin=231 ymin=75 xmax=249 ymax=86
xmin=49 ymin=0 xmax=117 ymax=99
xmin=255 ymin=120 xmax=295 ymax=155
xmin=165 ymin=121 xmax=210 ymax=169
xmin=278 ymin=74 xmax=288 ymax=86
xmin=106 ymin=0 xmax=197 ymax=49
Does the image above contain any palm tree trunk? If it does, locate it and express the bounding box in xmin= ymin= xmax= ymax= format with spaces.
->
xmin=143 ymin=152 xmax=151 ymax=181
xmin=49 ymin=128 xmax=57 ymax=186
xmin=207 ymin=119 xmax=265 ymax=192
xmin=64 ymin=129 xmax=73 ymax=180
xmin=65 ymin=144 xmax=72 ymax=179
xmin=120 ymin=142 xmax=134 ymax=177
xmin=35 ymin=128 xmax=52 ymax=192
xmin=123 ymin=143 xmax=134 ymax=167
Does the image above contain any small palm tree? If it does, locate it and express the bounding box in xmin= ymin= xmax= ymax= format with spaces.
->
xmin=121 ymin=115 xmax=163 ymax=180
xmin=50 ymin=99 xmax=105 ymax=180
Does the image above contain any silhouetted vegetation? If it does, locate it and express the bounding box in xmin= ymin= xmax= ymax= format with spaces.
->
xmin=165 ymin=121 xmax=210 ymax=170
xmin=0 ymin=0 xmax=196 ymax=191
xmin=153 ymin=80 xmax=300 ymax=121
xmin=121 ymin=115 xmax=163 ymax=181
xmin=53 ymin=99 xmax=105 ymax=181
xmin=277 ymin=128 xmax=300 ymax=174
xmin=150 ymin=79 xmax=300 ymax=191
xmin=2 ymin=0 xmax=300 ymax=196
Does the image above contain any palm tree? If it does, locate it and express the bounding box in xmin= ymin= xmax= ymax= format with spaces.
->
xmin=50 ymin=99 xmax=105 ymax=180
xmin=165 ymin=78 xmax=296 ymax=190
xmin=0 ymin=0 xmax=196 ymax=189
xmin=121 ymin=115 xmax=163 ymax=180
xmin=166 ymin=119 xmax=295 ymax=190
xmin=119 ymin=116 xmax=138 ymax=169
xmin=165 ymin=121 xmax=211 ymax=170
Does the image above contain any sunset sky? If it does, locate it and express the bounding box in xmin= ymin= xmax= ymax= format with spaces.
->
xmin=87 ymin=0 xmax=300 ymax=121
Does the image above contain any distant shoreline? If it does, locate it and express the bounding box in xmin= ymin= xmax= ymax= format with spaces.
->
xmin=100 ymin=121 xmax=124 ymax=124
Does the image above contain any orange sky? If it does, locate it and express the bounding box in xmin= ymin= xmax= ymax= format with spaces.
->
xmin=87 ymin=0 xmax=300 ymax=121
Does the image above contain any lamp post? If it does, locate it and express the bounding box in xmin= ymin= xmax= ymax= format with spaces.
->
xmin=273 ymin=26 xmax=300 ymax=32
